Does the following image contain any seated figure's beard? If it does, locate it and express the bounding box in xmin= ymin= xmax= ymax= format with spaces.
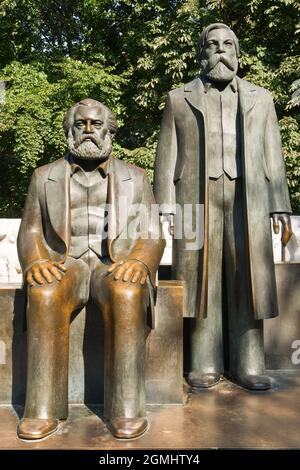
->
xmin=68 ymin=133 xmax=112 ymax=160
xmin=201 ymin=53 xmax=238 ymax=83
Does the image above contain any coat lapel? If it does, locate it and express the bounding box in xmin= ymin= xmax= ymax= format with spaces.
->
xmin=45 ymin=158 xmax=70 ymax=250
xmin=107 ymin=157 xmax=133 ymax=261
xmin=184 ymin=77 xmax=207 ymax=116
xmin=185 ymin=76 xmax=257 ymax=117
xmin=237 ymin=76 xmax=257 ymax=117
xmin=184 ymin=77 xmax=209 ymax=319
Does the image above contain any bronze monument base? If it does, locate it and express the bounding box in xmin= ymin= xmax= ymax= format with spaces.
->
xmin=0 ymin=371 xmax=299 ymax=449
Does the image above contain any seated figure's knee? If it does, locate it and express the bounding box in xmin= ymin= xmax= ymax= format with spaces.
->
xmin=29 ymin=281 xmax=58 ymax=298
xmin=28 ymin=278 xmax=67 ymax=309
xmin=26 ymin=283 xmax=64 ymax=327
xmin=104 ymin=277 xmax=146 ymax=304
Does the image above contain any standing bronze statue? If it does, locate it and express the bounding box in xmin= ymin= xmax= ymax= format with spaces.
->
xmin=17 ymin=98 xmax=165 ymax=440
xmin=154 ymin=23 xmax=292 ymax=391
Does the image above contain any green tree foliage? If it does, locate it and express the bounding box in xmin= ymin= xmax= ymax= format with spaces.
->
xmin=0 ymin=59 xmax=125 ymax=215
xmin=0 ymin=0 xmax=299 ymax=215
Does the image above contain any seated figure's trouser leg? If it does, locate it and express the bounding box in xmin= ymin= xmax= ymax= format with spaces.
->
xmin=189 ymin=176 xmax=224 ymax=375
xmin=90 ymin=269 xmax=149 ymax=420
xmin=223 ymin=176 xmax=265 ymax=376
xmin=24 ymin=258 xmax=90 ymax=420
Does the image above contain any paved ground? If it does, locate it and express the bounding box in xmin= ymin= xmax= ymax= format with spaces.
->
xmin=1 ymin=371 xmax=299 ymax=450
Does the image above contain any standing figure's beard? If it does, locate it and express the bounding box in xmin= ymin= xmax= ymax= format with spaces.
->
xmin=201 ymin=53 xmax=238 ymax=83
xmin=67 ymin=131 xmax=112 ymax=160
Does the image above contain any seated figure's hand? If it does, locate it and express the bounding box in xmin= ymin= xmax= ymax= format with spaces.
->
xmin=107 ymin=259 xmax=148 ymax=285
xmin=26 ymin=260 xmax=67 ymax=286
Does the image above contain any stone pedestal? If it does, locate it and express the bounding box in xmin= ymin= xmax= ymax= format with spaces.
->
xmin=0 ymin=284 xmax=27 ymax=404
xmin=264 ymin=262 xmax=300 ymax=369
xmin=145 ymin=281 xmax=183 ymax=404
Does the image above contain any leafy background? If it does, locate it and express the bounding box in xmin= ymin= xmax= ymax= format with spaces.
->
xmin=0 ymin=0 xmax=299 ymax=215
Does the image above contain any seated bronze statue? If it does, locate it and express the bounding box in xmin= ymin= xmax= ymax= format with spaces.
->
xmin=17 ymin=98 xmax=165 ymax=440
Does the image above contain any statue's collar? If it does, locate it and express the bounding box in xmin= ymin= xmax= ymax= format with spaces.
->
xmin=199 ymin=75 xmax=237 ymax=93
xmin=67 ymin=153 xmax=111 ymax=178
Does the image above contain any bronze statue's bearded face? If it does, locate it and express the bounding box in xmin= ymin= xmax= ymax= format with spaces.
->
xmin=201 ymin=28 xmax=238 ymax=83
xmin=68 ymin=105 xmax=113 ymax=160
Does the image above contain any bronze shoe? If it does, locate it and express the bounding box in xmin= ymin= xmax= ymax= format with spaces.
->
xmin=17 ymin=418 xmax=59 ymax=440
xmin=108 ymin=417 xmax=148 ymax=439
xmin=232 ymin=373 xmax=272 ymax=391
xmin=187 ymin=372 xmax=221 ymax=389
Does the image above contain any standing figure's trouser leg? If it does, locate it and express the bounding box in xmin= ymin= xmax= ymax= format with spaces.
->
xmin=91 ymin=271 xmax=149 ymax=420
xmin=190 ymin=176 xmax=224 ymax=375
xmin=223 ymin=176 xmax=265 ymax=376
xmin=24 ymin=258 xmax=90 ymax=419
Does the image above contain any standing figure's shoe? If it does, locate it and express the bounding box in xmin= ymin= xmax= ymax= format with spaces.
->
xmin=108 ymin=417 xmax=148 ymax=439
xmin=17 ymin=418 xmax=59 ymax=440
xmin=187 ymin=372 xmax=221 ymax=389
xmin=232 ymin=374 xmax=272 ymax=391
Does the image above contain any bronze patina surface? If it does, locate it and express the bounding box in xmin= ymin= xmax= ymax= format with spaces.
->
xmin=154 ymin=23 xmax=292 ymax=392
xmin=17 ymin=99 xmax=165 ymax=440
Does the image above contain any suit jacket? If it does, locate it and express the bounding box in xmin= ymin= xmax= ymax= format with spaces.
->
xmin=18 ymin=156 xmax=165 ymax=326
xmin=154 ymin=76 xmax=291 ymax=320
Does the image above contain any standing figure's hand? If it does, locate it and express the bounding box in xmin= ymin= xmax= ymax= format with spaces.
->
xmin=161 ymin=214 xmax=174 ymax=237
xmin=272 ymin=213 xmax=293 ymax=247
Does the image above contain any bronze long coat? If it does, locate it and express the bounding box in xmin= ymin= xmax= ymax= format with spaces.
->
xmin=154 ymin=76 xmax=291 ymax=320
